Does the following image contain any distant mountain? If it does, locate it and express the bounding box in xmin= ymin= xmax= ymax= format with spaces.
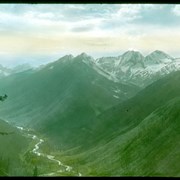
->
xmin=0 ymin=65 xmax=12 ymax=78
xmin=1 ymin=50 xmax=179 ymax=88
xmin=145 ymin=50 xmax=174 ymax=65
xmin=120 ymin=50 xmax=145 ymax=68
xmin=12 ymin=63 xmax=33 ymax=74
xmin=95 ymin=50 xmax=180 ymax=87
xmin=0 ymin=63 xmax=33 ymax=79
xmin=0 ymin=53 xmax=140 ymax=149
xmin=70 ymin=70 xmax=180 ymax=176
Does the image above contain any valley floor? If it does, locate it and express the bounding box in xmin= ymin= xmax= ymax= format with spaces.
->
xmin=15 ymin=125 xmax=82 ymax=176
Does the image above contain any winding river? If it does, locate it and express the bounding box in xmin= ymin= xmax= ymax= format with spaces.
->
xmin=16 ymin=126 xmax=82 ymax=176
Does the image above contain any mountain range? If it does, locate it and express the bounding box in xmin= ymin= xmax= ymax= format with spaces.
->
xmin=1 ymin=50 xmax=180 ymax=88
xmin=95 ymin=50 xmax=180 ymax=87
xmin=0 ymin=53 xmax=140 ymax=149
xmin=0 ymin=63 xmax=33 ymax=79
xmin=0 ymin=50 xmax=179 ymax=176
xmin=61 ymin=70 xmax=180 ymax=176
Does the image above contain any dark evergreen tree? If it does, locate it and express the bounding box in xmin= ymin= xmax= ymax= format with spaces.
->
xmin=33 ymin=165 xmax=38 ymax=176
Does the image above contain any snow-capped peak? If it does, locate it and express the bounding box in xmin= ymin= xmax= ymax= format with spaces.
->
xmin=145 ymin=50 xmax=174 ymax=65
xmin=121 ymin=50 xmax=144 ymax=59
xmin=120 ymin=50 xmax=145 ymax=68
xmin=92 ymin=50 xmax=180 ymax=87
xmin=75 ymin=53 xmax=94 ymax=64
xmin=79 ymin=52 xmax=90 ymax=58
xmin=151 ymin=50 xmax=172 ymax=57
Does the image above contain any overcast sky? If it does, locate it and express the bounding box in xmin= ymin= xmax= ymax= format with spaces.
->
xmin=0 ymin=4 xmax=180 ymax=67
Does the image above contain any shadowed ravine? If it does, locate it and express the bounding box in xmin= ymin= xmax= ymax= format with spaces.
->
xmin=16 ymin=126 xmax=82 ymax=176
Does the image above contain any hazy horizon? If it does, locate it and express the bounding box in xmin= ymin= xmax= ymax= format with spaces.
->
xmin=1 ymin=4 xmax=180 ymax=67
xmin=1 ymin=49 xmax=180 ymax=68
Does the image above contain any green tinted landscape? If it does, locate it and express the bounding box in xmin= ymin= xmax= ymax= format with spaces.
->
xmin=0 ymin=4 xmax=180 ymax=177
xmin=0 ymin=53 xmax=180 ymax=176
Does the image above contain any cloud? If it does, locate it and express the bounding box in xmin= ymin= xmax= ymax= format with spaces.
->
xmin=111 ymin=4 xmax=142 ymax=21
xmin=0 ymin=4 xmax=110 ymax=36
xmin=1 ymin=4 xmax=176 ymax=37
xmin=0 ymin=4 xmax=180 ymax=67
xmin=71 ymin=26 xmax=94 ymax=32
xmin=172 ymin=5 xmax=180 ymax=16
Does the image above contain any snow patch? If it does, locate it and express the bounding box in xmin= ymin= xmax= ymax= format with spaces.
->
xmin=113 ymin=89 xmax=121 ymax=93
xmin=16 ymin=126 xmax=24 ymax=130
xmin=49 ymin=66 xmax=54 ymax=70
xmin=93 ymin=63 xmax=119 ymax=82
xmin=113 ymin=95 xmax=119 ymax=99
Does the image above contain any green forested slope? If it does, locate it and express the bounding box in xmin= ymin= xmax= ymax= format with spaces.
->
xmin=0 ymin=55 xmax=139 ymax=149
xmin=0 ymin=119 xmax=29 ymax=176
